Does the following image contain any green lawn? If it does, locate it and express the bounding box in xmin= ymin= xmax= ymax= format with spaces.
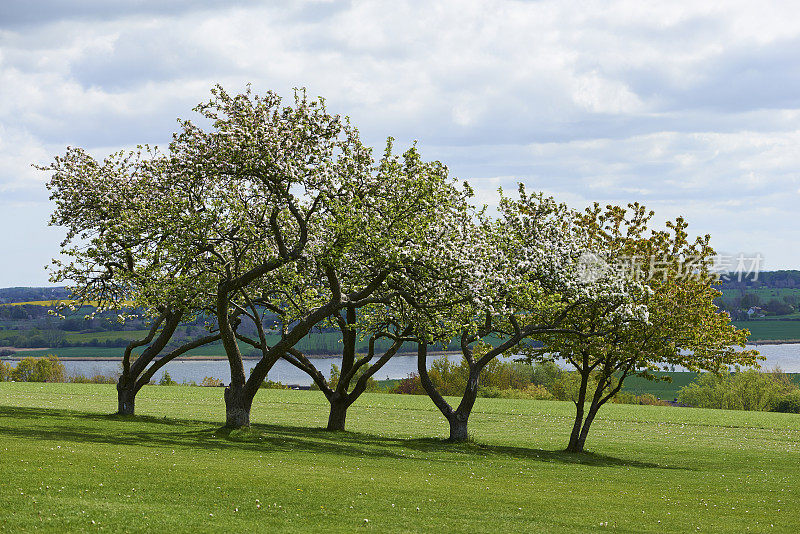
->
xmin=1 ymin=384 xmax=798 ymax=532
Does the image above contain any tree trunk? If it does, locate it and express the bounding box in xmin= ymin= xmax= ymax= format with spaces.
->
xmin=566 ymin=370 xmax=590 ymax=452
xmin=327 ymin=395 xmax=348 ymax=431
xmin=566 ymin=429 xmax=585 ymax=453
xmin=116 ymin=381 xmax=136 ymax=416
xmin=224 ymin=384 xmax=251 ymax=428
xmin=575 ymin=403 xmax=600 ymax=452
xmin=448 ymin=412 xmax=469 ymax=442
xmin=566 ymin=419 xmax=584 ymax=452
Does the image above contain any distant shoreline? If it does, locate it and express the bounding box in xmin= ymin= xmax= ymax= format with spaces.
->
xmin=1 ymin=342 xmax=797 ymax=361
xmin=1 ymin=350 xmax=461 ymax=362
xmin=745 ymin=340 xmax=800 ymax=345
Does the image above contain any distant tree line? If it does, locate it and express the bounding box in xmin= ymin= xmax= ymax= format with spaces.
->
xmin=0 ymin=287 xmax=70 ymax=304
xmin=714 ymin=291 xmax=800 ymax=319
xmin=718 ymin=270 xmax=800 ymax=290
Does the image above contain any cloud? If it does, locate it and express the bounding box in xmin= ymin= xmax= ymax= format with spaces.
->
xmin=1 ymin=0 xmax=800 ymax=285
xmin=0 ymin=0 xmax=265 ymax=28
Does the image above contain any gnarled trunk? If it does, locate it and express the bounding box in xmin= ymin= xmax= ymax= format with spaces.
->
xmin=116 ymin=381 xmax=136 ymax=416
xmin=417 ymin=343 xmax=480 ymax=443
xmin=572 ymin=403 xmax=600 ymax=452
xmin=447 ymin=412 xmax=469 ymax=442
xmin=327 ymin=395 xmax=348 ymax=431
xmin=566 ymin=369 xmax=590 ymax=452
xmin=446 ymin=366 xmax=480 ymax=442
xmin=224 ymin=384 xmax=251 ymax=428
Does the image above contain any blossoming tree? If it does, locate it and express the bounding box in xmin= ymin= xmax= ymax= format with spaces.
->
xmin=400 ymin=186 xmax=599 ymax=441
xmin=45 ymin=147 xmax=223 ymax=415
xmin=522 ymin=203 xmax=760 ymax=453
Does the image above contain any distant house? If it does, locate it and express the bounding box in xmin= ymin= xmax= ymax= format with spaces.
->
xmin=746 ymin=306 xmax=765 ymax=318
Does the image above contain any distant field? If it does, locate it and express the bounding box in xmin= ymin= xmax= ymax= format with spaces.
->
xmin=616 ymin=372 xmax=698 ymax=398
xmin=64 ymin=330 xmax=154 ymax=343
xmin=733 ymin=320 xmax=800 ymax=341
xmin=0 ymin=383 xmax=798 ymax=532
xmin=49 ymin=331 xmax=426 ymax=358
xmin=720 ymin=287 xmax=800 ymax=300
xmin=12 ymin=347 xmax=128 ymax=358
xmin=5 ymin=300 xmax=100 ymax=307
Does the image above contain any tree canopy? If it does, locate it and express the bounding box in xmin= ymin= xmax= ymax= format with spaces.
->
xmin=42 ymin=84 xmax=758 ymax=452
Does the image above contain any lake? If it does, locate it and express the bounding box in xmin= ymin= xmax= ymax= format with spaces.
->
xmin=16 ymin=343 xmax=800 ymax=386
xmin=59 ymin=354 xmax=446 ymax=386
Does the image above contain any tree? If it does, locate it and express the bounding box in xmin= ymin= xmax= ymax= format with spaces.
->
xmin=236 ymin=142 xmax=471 ymax=431
xmin=764 ymin=299 xmax=793 ymax=316
xmin=160 ymin=85 xmax=388 ymax=427
xmin=44 ymin=146 xmax=223 ymax=415
xmin=404 ymin=186 xmax=594 ymax=441
xmin=0 ymin=359 xmax=12 ymax=381
xmin=739 ymin=292 xmax=761 ymax=309
xmin=524 ymin=203 xmax=761 ymax=453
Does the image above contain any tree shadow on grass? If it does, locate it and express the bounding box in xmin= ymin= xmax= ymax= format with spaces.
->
xmin=401 ymin=437 xmax=690 ymax=470
xmin=0 ymin=406 xmax=688 ymax=470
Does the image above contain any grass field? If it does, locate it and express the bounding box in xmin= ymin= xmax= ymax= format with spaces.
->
xmin=733 ymin=320 xmax=800 ymax=342
xmin=6 ymin=301 xmax=109 ymax=307
xmin=14 ymin=347 xmax=130 ymax=359
xmin=614 ymin=372 xmax=699 ymax=399
xmin=721 ymin=287 xmax=800 ymax=301
xmin=63 ymin=330 xmax=153 ymax=343
xmin=1 ymin=384 xmax=798 ymax=532
xmin=20 ymin=331 xmax=431 ymax=359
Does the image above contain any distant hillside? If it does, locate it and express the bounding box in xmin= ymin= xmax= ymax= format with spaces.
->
xmin=718 ymin=270 xmax=800 ymax=290
xmin=0 ymin=287 xmax=70 ymax=304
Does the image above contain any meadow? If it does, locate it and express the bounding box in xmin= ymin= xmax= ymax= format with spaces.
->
xmin=1 ymin=383 xmax=798 ymax=532
xmin=23 ymin=331 xmax=432 ymax=359
xmin=732 ymin=321 xmax=800 ymax=342
xmin=721 ymin=287 xmax=800 ymax=302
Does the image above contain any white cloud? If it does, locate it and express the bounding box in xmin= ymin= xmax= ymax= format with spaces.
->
xmin=2 ymin=0 xmax=800 ymax=285
xmin=0 ymin=125 xmax=51 ymax=195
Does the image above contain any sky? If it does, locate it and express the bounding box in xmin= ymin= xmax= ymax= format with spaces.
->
xmin=1 ymin=0 xmax=799 ymax=286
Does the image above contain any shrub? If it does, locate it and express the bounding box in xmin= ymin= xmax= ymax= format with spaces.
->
xmin=159 ymin=371 xmax=177 ymax=386
xmin=678 ymin=369 xmax=798 ymax=411
xmin=200 ymin=376 xmax=223 ymax=387
xmin=389 ymin=359 xmax=567 ymax=396
xmin=612 ymin=392 xmax=669 ymax=406
xmin=0 ymin=360 xmax=10 ymax=381
xmin=529 ymin=361 xmax=563 ymax=388
xmin=548 ymin=371 xmax=584 ymax=401
xmin=520 ymin=383 xmax=555 ymax=400
xmin=479 ymin=384 xmax=553 ymax=400
xmin=773 ymin=391 xmax=800 ymax=414
xmin=68 ymin=373 xmax=117 ymax=384
xmin=416 ymin=355 xmax=534 ymax=396
xmin=390 ymin=373 xmax=424 ymax=395
xmin=638 ymin=394 xmax=669 ymax=406
xmin=9 ymin=355 xmax=65 ymax=382
xmin=426 ymin=356 xmax=468 ymax=396
xmin=479 ymin=358 xmax=532 ymax=390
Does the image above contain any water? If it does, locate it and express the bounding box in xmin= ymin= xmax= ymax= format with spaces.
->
xmin=19 ymin=343 xmax=800 ymax=385
xmin=735 ymin=343 xmax=800 ymax=372
xmin=58 ymin=354 xmax=447 ymax=386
